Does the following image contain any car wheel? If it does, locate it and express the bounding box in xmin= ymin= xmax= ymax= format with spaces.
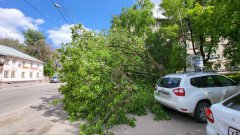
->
xmin=194 ymin=102 xmax=210 ymax=123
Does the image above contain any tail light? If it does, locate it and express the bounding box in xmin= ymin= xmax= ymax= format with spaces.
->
xmin=172 ymin=88 xmax=185 ymax=96
xmin=206 ymin=108 xmax=214 ymax=123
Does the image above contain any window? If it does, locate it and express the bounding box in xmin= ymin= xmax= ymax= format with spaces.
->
xmin=18 ymin=63 xmax=21 ymax=68
xmin=37 ymin=72 xmax=39 ymax=78
xmin=190 ymin=77 xmax=202 ymax=88
xmin=191 ymin=76 xmax=217 ymax=88
xmin=21 ymin=72 xmax=25 ymax=78
xmin=11 ymin=71 xmax=15 ymax=78
xmin=30 ymin=63 xmax=33 ymax=67
xmin=12 ymin=60 xmax=16 ymax=65
xmin=5 ymin=59 xmax=10 ymax=65
xmin=4 ymin=71 xmax=9 ymax=78
xmin=223 ymin=93 xmax=240 ymax=111
xmin=37 ymin=64 xmax=39 ymax=68
xmin=157 ymin=77 xmax=182 ymax=88
xmin=201 ymin=76 xmax=216 ymax=87
xmin=30 ymin=72 xmax=33 ymax=78
xmin=214 ymin=75 xmax=235 ymax=87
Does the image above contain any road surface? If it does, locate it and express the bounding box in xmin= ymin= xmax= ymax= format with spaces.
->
xmin=0 ymin=83 xmax=80 ymax=135
xmin=0 ymin=83 xmax=206 ymax=135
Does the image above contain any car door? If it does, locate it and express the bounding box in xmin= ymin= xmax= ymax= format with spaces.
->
xmin=201 ymin=75 xmax=222 ymax=104
xmin=213 ymin=75 xmax=239 ymax=101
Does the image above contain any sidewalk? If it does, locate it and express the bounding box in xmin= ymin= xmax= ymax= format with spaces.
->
xmin=0 ymin=81 xmax=49 ymax=89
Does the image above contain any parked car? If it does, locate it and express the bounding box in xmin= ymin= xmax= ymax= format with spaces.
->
xmin=50 ymin=76 xmax=60 ymax=83
xmin=206 ymin=92 xmax=240 ymax=135
xmin=154 ymin=72 xmax=240 ymax=122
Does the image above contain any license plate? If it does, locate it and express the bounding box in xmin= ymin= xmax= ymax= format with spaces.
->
xmin=229 ymin=127 xmax=240 ymax=135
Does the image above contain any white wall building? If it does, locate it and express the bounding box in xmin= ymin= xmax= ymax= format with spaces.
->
xmin=0 ymin=45 xmax=44 ymax=82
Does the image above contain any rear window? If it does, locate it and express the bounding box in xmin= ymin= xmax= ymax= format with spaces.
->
xmin=223 ymin=93 xmax=240 ymax=111
xmin=157 ymin=77 xmax=181 ymax=88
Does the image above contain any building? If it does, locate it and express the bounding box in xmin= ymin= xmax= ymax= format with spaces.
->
xmin=187 ymin=39 xmax=229 ymax=71
xmin=0 ymin=45 xmax=44 ymax=82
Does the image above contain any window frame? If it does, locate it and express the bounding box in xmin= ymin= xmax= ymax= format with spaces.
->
xmin=4 ymin=71 xmax=9 ymax=78
xmin=11 ymin=71 xmax=15 ymax=78
xmin=30 ymin=72 xmax=33 ymax=78
xmin=21 ymin=72 xmax=25 ymax=78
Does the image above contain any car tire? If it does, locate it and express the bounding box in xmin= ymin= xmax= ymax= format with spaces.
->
xmin=194 ymin=102 xmax=210 ymax=123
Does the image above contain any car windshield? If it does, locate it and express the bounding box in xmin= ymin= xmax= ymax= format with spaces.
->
xmin=223 ymin=93 xmax=240 ymax=111
xmin=157 ymin=77 xmax=181 ymax=88
xmin=52 ymin=77 xmax=57 ymax=79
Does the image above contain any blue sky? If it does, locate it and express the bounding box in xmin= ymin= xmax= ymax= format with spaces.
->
xmin=0 ymin=0 xmax=160 ymax=48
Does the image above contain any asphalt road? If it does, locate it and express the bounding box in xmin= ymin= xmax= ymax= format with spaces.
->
xmin=0 ymin=83 xmax=206 ymax=135
xmin=112 ymin=108 xmax=207 ymax=135
xmin=0 ymin=83 xmax=61 ymax=115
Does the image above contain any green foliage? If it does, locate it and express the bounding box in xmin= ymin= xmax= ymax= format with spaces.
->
xmin=59 ymin=24 xmax=170 ymax=134
xmin=50 ymin=98 xmax=62 ymax=106
xmin=211 ymin=0 xmax=240 ymax=65
xmin=0 ymin=38 xmax=25 ymax=52
xmin=226 ymin=74 xmax=240 ymax=83
xmin=44 ymin=60 xmax=54 ymax=77
xmin=146 ymin=24 xmax=185 ymax=74
xmin=150 ymin=103 xmax=171 ymax=121
xmin=161 ymin=0 xmax=221 ymax=64
xmin=111 ymin=0 xmax=155 ymax=37
xmin=23 ymin=29 xmax=45 ymax=46
xmin=23 ymin=29 xmax=52 ymax=62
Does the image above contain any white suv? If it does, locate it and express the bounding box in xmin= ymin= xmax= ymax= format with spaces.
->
xmin=154 ymin=72 xmax=240 ymax=122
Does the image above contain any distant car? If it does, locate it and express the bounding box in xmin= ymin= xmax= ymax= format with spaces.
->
xmin=50 ymin=76 xmax=60 ymax=83
xmin=206 ymin=92 xmax=240 ymax=135
xmin=154 ymin=72 xmax=239 ymax=123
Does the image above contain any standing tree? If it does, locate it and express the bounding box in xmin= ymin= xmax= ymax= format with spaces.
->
xmin=161 ymin=0 xmax=221 ymax=65
xmin=23 ymin=29 xmax=52 ymax=62
xmin=112 ymin=0 xmax=185 ymax=73
xmin=23 ymin=29 xmax=54 ymax=76
xmin=0 ymin=37 xmax=25 ymax=52
xmin=211 ymin=0 xmax=240 ymax=66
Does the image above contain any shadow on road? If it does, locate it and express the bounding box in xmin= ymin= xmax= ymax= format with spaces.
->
xmin=30 ymin=94 xmax=80 ymax=134
xmin=30 ymin=95 xmax=67 ymax=123
xmin=165 ymin=107 xmax=202 ymax=123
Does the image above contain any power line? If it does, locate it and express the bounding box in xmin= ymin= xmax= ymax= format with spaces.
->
xmin=49 ymin=0 xmax=71 ymax=25
xmin=23 ymin=0 xmax=58 ymax=27
xmin=56 ymin=0 xmax=77 ymax=24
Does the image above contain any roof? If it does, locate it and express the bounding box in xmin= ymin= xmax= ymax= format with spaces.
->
xmin=0 ymin=45 xmax=43 ymax=63
xmin=165 ymin=72 xmax=218 ymax=78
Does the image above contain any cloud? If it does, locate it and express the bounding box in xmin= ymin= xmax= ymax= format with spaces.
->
xmin=47 ymin=24 xmax=92 ymax=47
xmin=47 ymin=24 xmax=73 ymax=47
xmin=151 ymin=0 xmax=162 ymax=5
xmin=0 ymin=8 xmax=45 ymax=43
xmin=35 ymin=19 xmax=45 ymax=25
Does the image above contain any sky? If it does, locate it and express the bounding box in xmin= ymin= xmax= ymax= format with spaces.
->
xmin=0 ymin=0 xmax=161 ymax=49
